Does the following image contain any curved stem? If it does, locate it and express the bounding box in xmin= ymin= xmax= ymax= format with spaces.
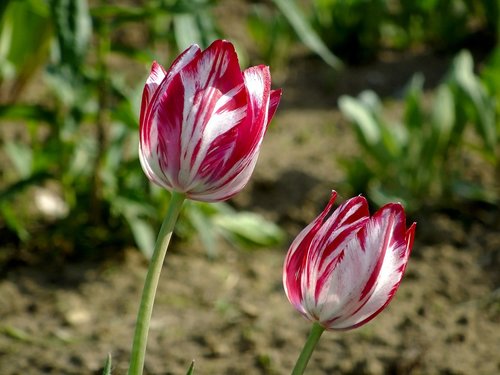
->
xmin=291 ymin=322 xmax=325 ymax=375
xmin=128 ymin=192 xmax=186 ymax=375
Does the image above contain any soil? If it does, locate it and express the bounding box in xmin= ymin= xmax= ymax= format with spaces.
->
xmin=1 ymin=3 xmax=500 ymax=375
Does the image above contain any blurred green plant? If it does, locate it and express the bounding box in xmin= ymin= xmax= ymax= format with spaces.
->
xmin=248 ymin=0 xmax=497 ymax=68
xmin=311 ymin=0 xmax=498 ymax=63
xmin=339 ymin=50 xmax=498 ymax=211
xmin=248 ymin=0 xmax=343 ymax=69
xmin=0 ymin=0 xmax=284 ymax=258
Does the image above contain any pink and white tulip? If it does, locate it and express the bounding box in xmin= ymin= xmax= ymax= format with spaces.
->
xmin=139 ymin=40 xmax=282 ymax=202
xmin=283 ymin=191 xmax=416 ymax=330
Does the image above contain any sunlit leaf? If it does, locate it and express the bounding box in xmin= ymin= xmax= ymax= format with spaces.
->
xmin=4 ymin=141 xmax=32 ymax=178
xmin=173 ymin=14 xmax=202 ymax=51
xmin=184 ymin=201 xmax=217 ymax=257
xmin=214 ymin=212 xmax=285 ymax=249
xmin=339 ymin=94 xmax=381 ymax=145
xmin=128 ymin=217 xmax=156 ymax=259
xmin=101 ymin=353 xmax=112 ymax=375
xmin=51 ymin=0 xmax=92 ymax=70
xmin=185 ymin=360 xmax=195 ymax=375
xmin=272 ymin=0 xmax=342 ymax=69
xmin=451 ymin=50 xmax=496 ymax=154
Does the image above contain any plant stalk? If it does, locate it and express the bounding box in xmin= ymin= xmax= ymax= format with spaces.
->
xmin=291 ymin=322 xmax=325 ymax=375
xmin=128 ymin=192 xmax=186 ymax=375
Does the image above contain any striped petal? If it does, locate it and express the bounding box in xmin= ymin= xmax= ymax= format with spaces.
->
xmin=301 ymin=196 xmax=370 ymax=321
xmin=283 ymin=193 xmax=416 ymax=332
xmin=139 ymin=61 xmax=166 ymax=129
xmin=139 ymin=40 xmax=281 ymax=202
xmin=268 ymin=89 xmax=283 ymax=126
xmin=327 ymin=205 xmax=415 ymax=329
xmin=140 ymin=45 xmax=200 ymax=148
xmin=139 ymin=45 xmax=202 ymax=190
xmin=284 ymin=192 xmax=339 ymax=314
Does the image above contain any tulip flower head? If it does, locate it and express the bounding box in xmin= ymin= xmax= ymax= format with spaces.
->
xmin=139 ymin=40 xmax=282 ymax=202
xmin=283 ymin=191 xmax=416 ymax=331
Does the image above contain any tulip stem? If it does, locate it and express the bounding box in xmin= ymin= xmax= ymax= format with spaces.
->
xmin=291 ymin=322 xmax=325 ymax=375
xmin=128 ymin=192 xmax=186 ymax=375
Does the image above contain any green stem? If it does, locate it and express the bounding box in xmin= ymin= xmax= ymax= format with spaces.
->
xmin=128 ymin=192 xmax=186 ymax=375
xmin=291 ymin=322 xmax=325 ymax=375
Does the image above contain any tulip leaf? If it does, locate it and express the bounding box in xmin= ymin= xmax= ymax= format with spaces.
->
xmin=127 ymin=217 xmax=156 ymax=259
xmin=451 ymin=50 xmax=496 ymax=154
xmin=0 ymin=0 xmax=52 ymax=98
xmin=214 ymin=212 xmax=285 ymax=249
xmin=184 ymin=201 xmax=218 ymax=257
xmin=338 ymin=94 xmax=381 ymax=146
xmin=0 ymin=104 xmax=56 ymax=124
xmin=272 ymin=0 xmax=343 ymax=69
xmin=108 ymin=196 xmax=157 ymax=258
xmin=185 ymin=360 xmax=195 ymax=375
xmin=173 ymin=14 xmax=202 ymax=51
xmin=102 ymin=353 xmax=112 ymax=375
xmin=0 ymin=203 xmax=29 ymax=241
xmin=404 ymin=73 xmax=425 ymax=131
xmin=4 ymin=141 xmax=33 ymax=178
xmin=430 ymin=85 xmax=455 ymax=153
xmin=50 ymin=0 xmax=92 ymax=70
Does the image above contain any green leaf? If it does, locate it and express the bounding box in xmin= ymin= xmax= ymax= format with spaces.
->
xmin=0 ymin=325 xmax=33 ymax=342
xmin=174 ymin=14 xmax=202 ymax=51
xmin=0 ymin=0 xmax=52 ymax=95
xmin=186 ymin=360 xmax=195 ymax=375
xmin=404 ymin=73 xmax=425 ymax=131
xmin=184 ymin=201 xmax=217 ymax=257
xmin=338 ymin=94 xmax=381 ymax=145
xmin=272 ymin=0 xmax=343 ymax=69
xmin=214 ymin=212 xmax=285 ymax=249
xmin=4 ymin=142 xmax=33 ymax=178
xmin=431 ymin=85 xmax=455 ymax=152
xmin=51 ymin=0 xmax=92 ymax=70
xmin=127 ymin=217 xmax=156 ymax=259
xmin=108 ymin=196 xmax=157 ymax=258
xmin=0 ymin=203 xmax=29 ymax=241
xmin=0 ymin=104 xmax=56 ymax=123
xmin=102 ymin=353 xmax=112 ymax=375
xmin=451 ymin=50 xmax=496 ymax=153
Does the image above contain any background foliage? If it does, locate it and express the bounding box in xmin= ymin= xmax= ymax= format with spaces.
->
xmin=0 ymin=0 xmax=498 ymax=259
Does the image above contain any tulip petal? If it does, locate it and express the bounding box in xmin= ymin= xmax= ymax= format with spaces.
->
xmin=139 ymin=40 xmax=281 ymax=202
xmin=301 ymin=196 xmax=370 ymax=322
xmin=189 ymin=64 xmax=276 ymax=201
xmin=139 ymin=61 xmax=166 ymax=129
xmin=140 ymin=45 xmax=201 ymax=143
xmin=142 ymin=40 xmax=245 ymax=194
xmin=268 ymin=89 xmax=282 ymax=125
xmin=325 ymin=204 xmax=415 ymax=330
xmin=139 ymin=44 xmax=201 ymax=190
xmin=284 ymin=192 xmax=338 ymax=314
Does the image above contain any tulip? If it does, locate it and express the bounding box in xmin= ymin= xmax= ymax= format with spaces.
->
xmin=129 ymin=40 xmax=281 ymax=375
xmin=139 ymin=39 xmax=282 ymax=202
xmin=284 ymin=191 xmax=416 ymax=331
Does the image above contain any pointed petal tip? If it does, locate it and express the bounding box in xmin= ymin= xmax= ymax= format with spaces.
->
xmin=405 ymin=222 xmax=417 ymax=253
xmin=342 ymin=194 xmax=368 ymax=209
xmin=324 ymin=190 xmax=338 ymax=208
xmin=207 ymin=39 xmax=236 ymax=53
xmin=273 ymin=88 xmax=283 ymax=96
